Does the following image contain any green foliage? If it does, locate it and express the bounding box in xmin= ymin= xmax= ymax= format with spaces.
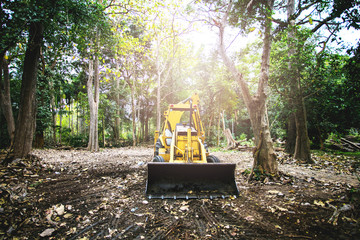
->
xmin=1 ymin=0 xmax=359 ymax=151
xmin=236 ymin=133 xmax=254 ymax=147
xmin=305 ymin=51 xmax=359 ymax=147
xmin=349 ymin=128 xmax=360 ymax=142
xmin=269 ymin=24 xmax=360 ymax=147
xmin=67 ymin=133 xmax=89 ymax=148
xmin=209 ymin=146 xmax=235 ymax=153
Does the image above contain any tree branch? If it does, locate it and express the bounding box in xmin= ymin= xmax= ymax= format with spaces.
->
xmin=217 ymin=0 xmax=253 ymax=107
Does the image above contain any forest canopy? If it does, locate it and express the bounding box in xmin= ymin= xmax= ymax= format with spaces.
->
xmin=0 ymin=0 xmax=359 ymax=161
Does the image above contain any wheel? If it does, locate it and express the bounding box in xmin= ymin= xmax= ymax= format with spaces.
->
xmin=153 ymin=155 xmax=165 ymax=162
xmin=154 ymin=139 xmax=164 ymax=156
xmin=206 ymin=155 xmax=220 ymax=163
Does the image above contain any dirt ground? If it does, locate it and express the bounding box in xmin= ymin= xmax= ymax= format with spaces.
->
xmin=1 ymin=147 xmax=359 ymax=239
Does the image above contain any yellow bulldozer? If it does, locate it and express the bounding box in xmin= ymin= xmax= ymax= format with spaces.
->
xmin=146 ymin=93 xmax=239 ymax=199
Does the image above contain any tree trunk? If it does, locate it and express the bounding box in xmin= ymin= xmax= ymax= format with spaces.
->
xmin=102 ymin=115 xmax=105 ymax=147
xmin=0 ymin=56 xmax=15 ymax=145
xmin=34 ymin=131 xmax=44 ymax=148
xmin=287 ymin=0 xmax=313 ymax=163
xmin=217 ymin=112 xmax=220 ymax=146
xmin=221 ymin=111 xmax=236 ymax=149
xmin=11 ymin=22 xmax=44 ymax=159
xmin=294 ymin=95 xmax=313 ymax=162
xmin=69 ymin=101 xmax=73 ymax=136
xmin=130 ymin=82 xmax=137 ymax=146
xmin=207 ymin=113 xmax=213 ymax=141
xmin=49 ymin=80 xmax=57 ymax=144
xmin=285 ymin=113 xmax=296 ymax=154
xmin=218 ymin=1 xmax=277 ymax=175
xmin=87 ymin=56 xmax=99 ymax=152
xmin=248 ymin=100 xmax=277 ymax=174
xmin=59 ymin=99 xmax=62 ymax=145
xmin=285 ymin=0 xmax=297 ymax=156
xmin=136 ymin=99 xmax=141 ymax=143
xmin=156 ymin=72 xmax=161 ymax=131
xmin=145 ymin=113 xmax=149 ymax=141
xmin=114 ymin=57 xmax=121 ymax=142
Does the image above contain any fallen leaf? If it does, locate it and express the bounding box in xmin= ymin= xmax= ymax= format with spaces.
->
xmin=267 ymin=190 xmax=284 ymax=197
xmin=314 ymin=200 xmax=325 ymax=208
xmin=55 ymin=204 xmax=65 ymax=215
xmin=179 ymin=205 xmax=189 ymax=211
xmin=342 ymin=216 xmax=357 ymax=223
xmin=275 ymin=205 xmax=288 ymax=212
xmin=244 ymin=215 xmax=254 ymax=221
xmin=39 ymin=228 xmax=55 ymax=237
xmin=268 ymin=206 xmax=276 ymax=213
xmin=63 ymin=213 xmax=73 ymax=219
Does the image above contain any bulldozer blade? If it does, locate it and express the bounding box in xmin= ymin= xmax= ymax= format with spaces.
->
xmin=146 ymin=162 xmax=239 ymax=199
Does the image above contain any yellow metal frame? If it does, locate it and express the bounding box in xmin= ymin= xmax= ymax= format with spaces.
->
xmin=155 ymin=93 xmax=208 ymax=163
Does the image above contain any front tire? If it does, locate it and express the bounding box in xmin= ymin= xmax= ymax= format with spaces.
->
xmin=154 ymin=139 xmax=164 ymax=156
xmin=153 ymin=155 xmax=165 ymax=162
xmin=206 ymin=155 xmax=220 ymax=163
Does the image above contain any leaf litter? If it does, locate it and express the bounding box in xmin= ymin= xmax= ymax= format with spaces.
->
xmin=0 ymin=147 xmax=359 ymax=239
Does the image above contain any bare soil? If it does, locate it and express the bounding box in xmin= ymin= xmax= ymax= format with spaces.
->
xmin=1 ymin=147 xmax=359 ymax=239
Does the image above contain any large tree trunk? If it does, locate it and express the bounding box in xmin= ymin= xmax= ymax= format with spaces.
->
xmin=0 ymin=56 xmax=15 ymax=145
xmin=247 ymin=100 xmax=277 ymax=174
xmin=11 ymin=22 xmax=44 ymax=158
xmin=218 ymin=1 xmax=277 ymax=175
xmin=286 ymin=0 xmax=313 ymax=163
xmin=285 ymin=0 xmax=296 ymax=155
xmin=294 ymin=94 xmax=313 ymax=162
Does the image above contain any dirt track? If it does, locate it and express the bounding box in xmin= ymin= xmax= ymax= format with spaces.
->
xmin=1 ymin=147 xmax=359 ymax=239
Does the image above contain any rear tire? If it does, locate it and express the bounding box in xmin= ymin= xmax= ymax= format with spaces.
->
xmin=206 ymin=155 xmax=220 ymax=163
xmin=153 ymin=155 xmax=165 ymax=162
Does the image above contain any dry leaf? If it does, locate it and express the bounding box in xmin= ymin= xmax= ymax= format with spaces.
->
xmin=180 ymin=205 xmax=189 ymax=211
xmin=314 ymin=200 xmax=325 ymax=208
xmin=55 ymin=204 xmax=65 ymax=215
xmin=244 ymin=215 xmax=254 ymax=221
xmin=39 ymin=228 xmax=55 ymax=237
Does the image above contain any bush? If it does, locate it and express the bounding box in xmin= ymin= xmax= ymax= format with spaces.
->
xmin=68 ymin=134 xmax=88 ymax=148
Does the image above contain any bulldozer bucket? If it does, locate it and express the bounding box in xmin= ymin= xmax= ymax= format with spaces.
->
xmin=146 ymin=162 xmax=239 ymax=199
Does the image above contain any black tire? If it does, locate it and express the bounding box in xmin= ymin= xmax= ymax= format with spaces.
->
xmin=153 ymin=155 xmax=165 ymax=162
xmin=206 ymin=155 xmax=220 ymax=163
xmin=154 ymin=139 xmax=164 ymax=156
